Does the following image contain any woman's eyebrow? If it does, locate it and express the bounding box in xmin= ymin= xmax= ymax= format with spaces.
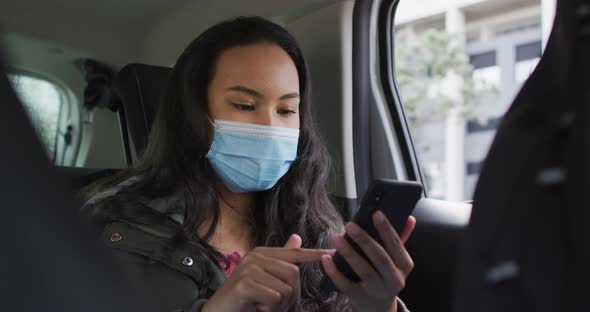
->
xmin=279 ymin=92 xmax=300 ymax=100
xmin=227 ymin=85 xmax=299 ymax=101
xmin=227 ymin=85 xmax=262 ymax=98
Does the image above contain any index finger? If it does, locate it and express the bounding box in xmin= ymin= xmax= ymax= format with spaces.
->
xmin=400 ymin=216 xmax=416 ymax=244
xmin=255 ymin=247 xmax=336 ymax=264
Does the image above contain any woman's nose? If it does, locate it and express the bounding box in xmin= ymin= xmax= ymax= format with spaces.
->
xmin=254 ymin=109 xmax=275 ymax=126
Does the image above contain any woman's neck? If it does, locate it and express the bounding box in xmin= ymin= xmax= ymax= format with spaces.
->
xmin=218 ymin=182 xmax=255 ymax=220
xmin=205 ymin=181 xmax=256 ymax=255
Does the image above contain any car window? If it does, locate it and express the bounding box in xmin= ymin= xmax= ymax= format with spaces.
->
xmin=8 ymin=73 xmax=64 ymax=162
xmin=394 ymin=2 xmax=543 ymax=201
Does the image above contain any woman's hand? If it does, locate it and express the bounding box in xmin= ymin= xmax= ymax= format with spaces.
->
xmin=321 ymin=211 xmax=416 ymax=312
xmin=202 ymin=234 xmax=332 ymax=312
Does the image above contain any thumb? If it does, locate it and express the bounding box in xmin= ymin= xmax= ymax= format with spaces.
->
xmin=283 ymin=234 xmax=302 ymax=249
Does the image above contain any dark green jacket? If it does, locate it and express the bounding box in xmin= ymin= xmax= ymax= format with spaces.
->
xmin=101 ymin=220 xmax=225 ymax=312
xmin=101 ymin=220 xmax=410 ymax=312
xmin=101 ymin=222 xmax=409 ymax=312
xmin=91 ymin=177 xmax=409 ymax=311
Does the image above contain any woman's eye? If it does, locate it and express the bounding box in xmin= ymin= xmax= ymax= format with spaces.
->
xmin=232 ymin=103 xmax=255 ymax=111
xmin=278 ymin=109 xmax=297 ymax=116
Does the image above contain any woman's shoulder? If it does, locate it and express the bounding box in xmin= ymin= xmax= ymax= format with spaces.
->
xmin=83 ymin=175 xmax=142 ymax=207
xmin=83 ymin=174 xmax=187 ymax=224
xmin=104 ymin=218 xmax=178 ymax=242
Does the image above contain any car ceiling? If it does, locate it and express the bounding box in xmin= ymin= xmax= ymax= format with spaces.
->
xmin=0 ymin=0 xmax=341 ymax=82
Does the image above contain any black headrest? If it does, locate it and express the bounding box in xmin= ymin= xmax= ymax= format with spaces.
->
xmin=111 ymin=64 xmax=172 ymax=164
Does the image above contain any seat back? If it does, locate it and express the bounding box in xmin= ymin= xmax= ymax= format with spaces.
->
xmin=111 ymin=63 xmax=172 ymax=165
xmin=0 ymin=54 xmax=143 ymax=312
xmin=453 ymin=0 xmax=590 ymax=311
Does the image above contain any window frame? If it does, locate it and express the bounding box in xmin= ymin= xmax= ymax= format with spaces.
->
xmin=376 ymin=0 xmax=425 ymax=187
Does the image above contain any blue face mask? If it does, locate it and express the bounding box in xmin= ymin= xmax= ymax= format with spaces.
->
xmin=206 ymin=120 xmax=300 ymax=193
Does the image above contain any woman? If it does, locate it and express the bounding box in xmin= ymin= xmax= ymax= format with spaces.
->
xmin=83 ymin=16 xmax=415 ymax=312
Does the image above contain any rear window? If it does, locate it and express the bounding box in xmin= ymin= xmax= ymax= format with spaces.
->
xmin=8 ymin=73 xmax=64 ymax=162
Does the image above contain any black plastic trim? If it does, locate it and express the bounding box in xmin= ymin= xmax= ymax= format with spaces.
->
xmin=352 ymin=0 xmax=375 ymax=204
xmin=116 ymin=102 xmax=133 ymax=167
xmin=330 ymin=195 xmax=358 ymax=222
xmin=377 ymin=0 xmax=424 ymax=186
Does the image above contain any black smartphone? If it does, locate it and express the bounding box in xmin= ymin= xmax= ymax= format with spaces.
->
xmin=320 ymin=179 xmax=423 ymax=293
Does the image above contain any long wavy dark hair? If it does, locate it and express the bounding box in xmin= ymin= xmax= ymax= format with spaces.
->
xmin=83 ymin=16 xmax=348 ymax=311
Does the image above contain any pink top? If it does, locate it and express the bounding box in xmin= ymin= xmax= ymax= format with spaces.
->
xmin=216 ymin=251 xmax=242 ymax=276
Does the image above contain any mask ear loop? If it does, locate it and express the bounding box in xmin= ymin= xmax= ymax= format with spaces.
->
xmin=202 ymin=116 xmax=215 ymax=160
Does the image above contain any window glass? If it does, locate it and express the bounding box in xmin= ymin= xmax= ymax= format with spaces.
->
xmin=470 ymin=51 xmax=501 ymax=91
xmin=7 ymin=73 xmax=63 ymax=161
xmin=515 ymin=41 xmax=542 ymax=83
xmin=394 ymin=5 xmax=543 ymax=201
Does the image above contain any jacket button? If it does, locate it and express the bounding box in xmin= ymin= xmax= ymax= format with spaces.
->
xmin=182 ymin=256 xmax=194 ymax=267
xmin=110 ymin=233 xmax=123 ymax=242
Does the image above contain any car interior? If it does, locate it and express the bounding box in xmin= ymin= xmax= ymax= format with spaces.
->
xmin=1 ymin=0 xmax=587 ymax=311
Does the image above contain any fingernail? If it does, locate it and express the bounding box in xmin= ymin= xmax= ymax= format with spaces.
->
xmin=374 ymin=210 xmax=386 ymax=225
xmin=346 ymin=222 xmax=360 ymax=236
xmin=332 ymin=235 xmax=345 ymax=249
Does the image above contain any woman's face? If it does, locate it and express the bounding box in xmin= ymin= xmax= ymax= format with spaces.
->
xmin=207 ymin=43 xmax=301 ymax=129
